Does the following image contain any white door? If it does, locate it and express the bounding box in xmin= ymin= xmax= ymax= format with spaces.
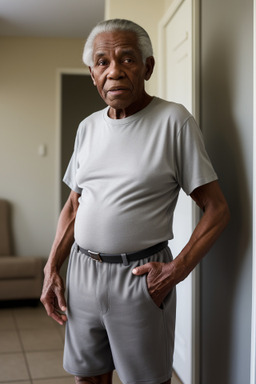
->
xmin=159 ymin=1 xmax=199 ymax=383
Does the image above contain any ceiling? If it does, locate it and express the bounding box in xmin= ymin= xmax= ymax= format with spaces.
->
xmin=0 ymin=0 xmax=105 ymax=38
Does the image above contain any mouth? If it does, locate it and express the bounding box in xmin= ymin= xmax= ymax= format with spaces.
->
xmin=107 ymin=87 xmax=130 ymax=95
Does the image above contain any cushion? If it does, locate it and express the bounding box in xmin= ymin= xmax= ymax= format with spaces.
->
xmin=0 ymin=256 xmax=42 ymax=279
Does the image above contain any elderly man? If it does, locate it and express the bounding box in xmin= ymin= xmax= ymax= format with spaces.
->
xmin=41 ymin=19 xmax=229 ymax=384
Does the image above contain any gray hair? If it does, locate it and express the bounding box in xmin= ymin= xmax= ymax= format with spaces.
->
xmin=83 ymin=19 xmax=153 ymax=67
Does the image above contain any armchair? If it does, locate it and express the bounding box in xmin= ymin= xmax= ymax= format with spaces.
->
xmin=0 ymin=199 xmax=43 ymax=301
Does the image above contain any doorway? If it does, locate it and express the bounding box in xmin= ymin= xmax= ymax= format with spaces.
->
xmin=60 ymin=72 xmax=106 ymax=208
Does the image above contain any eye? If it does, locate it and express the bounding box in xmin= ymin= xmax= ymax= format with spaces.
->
xmin=96 ymin=58 xmax=108 ymax=66
xmin=123 ymin=57 xmax=134 ymax=64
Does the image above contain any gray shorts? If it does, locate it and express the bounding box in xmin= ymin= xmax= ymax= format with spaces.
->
xmin=63 ymin=243 xmax=176 ymax=384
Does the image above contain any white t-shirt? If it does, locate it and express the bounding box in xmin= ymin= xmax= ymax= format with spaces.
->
xmin=63 ymin=97 xmax=217 ymax=253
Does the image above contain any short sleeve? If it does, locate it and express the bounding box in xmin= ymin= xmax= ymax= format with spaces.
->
xmin=63 ymin=124 xmax=82 ymax=195
xmin=175 ymin=117 xmax=218 ymax=195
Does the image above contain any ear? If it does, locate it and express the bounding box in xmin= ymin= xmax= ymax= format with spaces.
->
xmin=144 ymin=56 xmax=155 ymax=81
xmin=89 ymin=67 xmax=96 ymax=86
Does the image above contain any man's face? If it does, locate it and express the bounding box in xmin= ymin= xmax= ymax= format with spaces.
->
xmin=89 ymin=30 xmax=154 ymax=118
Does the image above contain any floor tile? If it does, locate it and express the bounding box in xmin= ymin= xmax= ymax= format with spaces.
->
xmin=13 ymin=306 xmax=58 ymax=330
xmin=26 ymin=350 xmax=69 ymax=379
xmin=172 ymin=371 xmax=183 ymax=384
xmin=33 ymin=378 xmax=74 ymax=384
xmin=0 ymin=330 xmax=22 ymax=353
xmin=113 ymin=371 xmax=122 ymax=384
xmin=20 ymin=328 xmax=64 ymax=352
xmin=0 ymin=353 xmax=30 ymax=381
xmin=0 ymin=309 xmax=16 ymax=331
xmin=58 ymin=324 xmax=66 ymax=341
xmin=0 ymin=382 xmax=31 ymax=384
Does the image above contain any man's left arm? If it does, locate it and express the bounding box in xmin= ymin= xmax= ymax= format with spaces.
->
xmin=132 ymin=180 xmax=230 ymax=307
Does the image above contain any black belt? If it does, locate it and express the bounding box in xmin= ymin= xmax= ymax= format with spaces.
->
xmin=76 ymin=241 xmax=168 ymax=264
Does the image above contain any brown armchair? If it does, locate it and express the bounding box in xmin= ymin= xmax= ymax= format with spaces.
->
xmin=0 ymin=199 xmax=43 ymax=301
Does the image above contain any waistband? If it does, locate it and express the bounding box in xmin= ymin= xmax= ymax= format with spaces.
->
xmin=76 ymin=241 xmax=168 ymax=265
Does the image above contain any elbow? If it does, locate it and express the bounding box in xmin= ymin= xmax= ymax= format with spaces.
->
xmin=68 ymin=191 xmax=80 ymax=217
xmin=217 ymin=199 xmax=230 ymax=232
xmin=204 ymin=194 xmax=230 ymax=234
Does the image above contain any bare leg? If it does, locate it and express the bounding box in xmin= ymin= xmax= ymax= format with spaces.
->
xmin=75 ymin=371 xmax=113 ymax=384
xmin=75 ymin=373 xmax=170 ymax=384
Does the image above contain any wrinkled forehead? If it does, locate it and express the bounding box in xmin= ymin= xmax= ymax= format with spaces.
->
xmin=92 ymin=30 xmax=141 ymax=57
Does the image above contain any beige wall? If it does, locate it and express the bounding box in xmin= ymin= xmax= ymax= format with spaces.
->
xmin=105 ymin=0 xmax=166 ymax=96
xmin=0 ymin=37 xmax=85 ymax=256
xmin=165 ymin=0 xmax=173 ymax=10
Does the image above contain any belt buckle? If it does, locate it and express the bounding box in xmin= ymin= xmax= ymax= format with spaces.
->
xmin=88 ymin=250 xmax=103 ymax=263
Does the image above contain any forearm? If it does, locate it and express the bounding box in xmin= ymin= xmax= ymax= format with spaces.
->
xmin=41 ymin=191 xmax=80 ymax=323
xmin=171 ymin=197 xmax=230 ymax=285
xmin=45 ymin=191 xmax=80 ymax=273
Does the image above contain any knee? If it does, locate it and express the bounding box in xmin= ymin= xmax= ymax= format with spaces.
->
xmin=75 ymin=377 xmax=95 ymax=384
xmin=75 ymin=373 xmax=113 ymax=384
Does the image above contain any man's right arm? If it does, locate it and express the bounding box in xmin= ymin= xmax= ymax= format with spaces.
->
xmin=40 ymin=190 xmax=80 ymax=325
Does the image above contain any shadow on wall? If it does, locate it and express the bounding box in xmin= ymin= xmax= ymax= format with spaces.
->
xmin=200 ymin=33 xmax=252 ymax=384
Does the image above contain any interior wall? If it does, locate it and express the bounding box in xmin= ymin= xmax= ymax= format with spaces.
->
xmin=0 ymin=37 xmax=85 ymax=257
xmin=105 ymin=0 xmax=166 ymax=96
xmin=200 ymin=0 xmax=253 ymax=383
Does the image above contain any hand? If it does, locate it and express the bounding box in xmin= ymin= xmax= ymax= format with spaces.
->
xmin=40 ymin=269 xmax=67 ymax=325
xmin=132 ymin=262 xmax=174 ymax=307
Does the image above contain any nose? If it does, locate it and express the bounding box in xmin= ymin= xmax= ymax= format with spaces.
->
xmin=107 ymin=60 xmax=125 ymax=79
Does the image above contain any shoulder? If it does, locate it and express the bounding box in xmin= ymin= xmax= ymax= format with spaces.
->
xmin=150 ymin=97 xmax=192 ymax=124
xmin=79 ymin=106 xmax=107 ymax=127
xmin=147 ymin=97 xmax=193 ymax=131
xmin=76 ymin=106 xmax=107 ymax=137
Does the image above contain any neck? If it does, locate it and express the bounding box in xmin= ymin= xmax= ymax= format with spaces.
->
xmin=108 ymin=94 xmax=153 ymax=119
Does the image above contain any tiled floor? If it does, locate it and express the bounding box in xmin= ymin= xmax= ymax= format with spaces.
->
xmin=0 ymin=303 xmax=182 ymax=384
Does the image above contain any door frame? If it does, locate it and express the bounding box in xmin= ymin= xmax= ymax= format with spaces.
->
xmin=158 ymin=1 xmax=200 ymax=383
xmin=55 ymin=67 xmax=90 ymax=220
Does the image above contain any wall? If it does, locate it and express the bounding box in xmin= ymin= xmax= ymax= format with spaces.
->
xmin=0 ymin=37 xmax=85 ymax=257
xmin=105 ymin=0 xmax=165 ymax=96
xmin=200 ymin=0 xmax=253 ymax=383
